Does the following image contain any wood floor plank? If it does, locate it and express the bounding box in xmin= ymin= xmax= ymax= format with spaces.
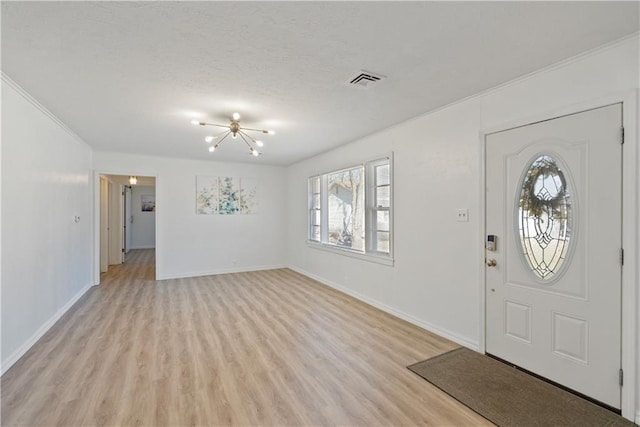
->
xmin=1 ymin=249 xmax=491 ymax=426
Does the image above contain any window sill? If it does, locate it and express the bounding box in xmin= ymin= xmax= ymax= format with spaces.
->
xmin=306 ymin=241 xmax=394 ymax=267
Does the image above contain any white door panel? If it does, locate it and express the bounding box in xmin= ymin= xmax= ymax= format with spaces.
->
xmin=486 ymin=104 xmax=622 ymax=408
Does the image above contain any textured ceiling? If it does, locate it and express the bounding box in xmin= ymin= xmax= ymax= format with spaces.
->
xmin=2 ymin=2 xmax=638 ymax=166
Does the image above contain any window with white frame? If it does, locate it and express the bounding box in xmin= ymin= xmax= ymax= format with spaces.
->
xmin=367 ymin=159 xmax=391 ymax=253
xmin=308 ymin=157 xmax=392 ymax=258
xmin=308 ymin=175 xmax=321 ymax=242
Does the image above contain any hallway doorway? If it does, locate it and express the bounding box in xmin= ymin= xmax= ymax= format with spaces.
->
xmin=98 ymin=174 xmax=156 ymax=280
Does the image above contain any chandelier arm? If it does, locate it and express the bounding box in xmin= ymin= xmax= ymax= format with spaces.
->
xmin=239 ymin=131 xmax=260 ymax=144
xmin=238 ymin=132 xmax=256 ymax=151
xmin=239 ymin=126 xmax=270 ymax=134
xmin=202 ymin=122 xmax=232 ymax=130
xmin=212 ymin=129 xmax=230 ymax=137
xmin=214 ymin=131 xmax=232 ymax=147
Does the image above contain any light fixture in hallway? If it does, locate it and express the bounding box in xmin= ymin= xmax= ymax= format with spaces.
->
xmin=129 ymin=176 xmax=138 ymax=185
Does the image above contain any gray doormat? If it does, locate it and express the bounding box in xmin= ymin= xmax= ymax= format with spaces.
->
xmin=408 ymin=348 xmax=635 ymax=427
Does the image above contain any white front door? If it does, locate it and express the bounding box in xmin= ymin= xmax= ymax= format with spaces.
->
xmin=485 ymin=104 xmax=623 ymax=409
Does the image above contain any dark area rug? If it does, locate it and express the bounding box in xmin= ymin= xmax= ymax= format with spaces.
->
xmin=408 ymin=347 xmax=635 ymax=427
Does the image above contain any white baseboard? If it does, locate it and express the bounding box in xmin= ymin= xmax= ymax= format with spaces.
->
xmin=635 ymin=409 xmax=640 ymax=425
xmin=157 ymin=264 xmax=287 ymax=280
xmin=1 ymin=282 xmax=95 ymax=376
xmin=288 ymin=265 xmax=479 ymax=351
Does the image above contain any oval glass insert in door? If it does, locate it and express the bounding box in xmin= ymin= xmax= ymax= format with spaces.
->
xmin=517 ymin=154 xmax=573 ymax=281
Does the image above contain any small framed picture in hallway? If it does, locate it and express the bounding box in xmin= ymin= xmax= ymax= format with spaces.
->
xmin=141 ymin=194 xmax=155 ymax=212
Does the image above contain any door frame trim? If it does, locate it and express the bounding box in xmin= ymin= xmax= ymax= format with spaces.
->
xmin=479 ymin=90 xmax=638 ymax=421
xmin=93 ymin=170 xmax=160 ymax=284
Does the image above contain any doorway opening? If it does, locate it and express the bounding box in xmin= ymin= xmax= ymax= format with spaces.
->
xmin=99 ymin=174 xmax=156 ymax=278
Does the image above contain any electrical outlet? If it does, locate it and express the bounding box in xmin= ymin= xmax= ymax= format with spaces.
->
xmin=457 ymin=209 xmax=469 ymax=222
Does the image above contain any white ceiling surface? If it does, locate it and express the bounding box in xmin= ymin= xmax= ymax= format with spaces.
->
xmin=2 ymin=2 xmax=638 ymax=166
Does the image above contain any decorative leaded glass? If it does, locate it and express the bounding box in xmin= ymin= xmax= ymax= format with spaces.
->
xmin=518 ymin=155 xmax=572 ymax=281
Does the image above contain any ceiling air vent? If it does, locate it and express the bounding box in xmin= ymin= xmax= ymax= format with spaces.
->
xmin=349 ymin=71 xmax=385 ymax=88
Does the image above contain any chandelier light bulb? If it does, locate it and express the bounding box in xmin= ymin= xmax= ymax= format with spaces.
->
xmin=232 ymin=112 xmax=241 ymax=121
xmin=252 ymin=149 xmax=259 ymax=156
xmin=232 ymin=133 xmax=238 ymax=139
xmin=205 ymin=136 xmax=215 ymax=143
xmin=191 ymin=120 xmax=201 ymax=125
xmin=256 ymin=140 xmax=264 ymax=147
xmin=208 ymin=146 xmax=215 ymax=152
xmin=267 ymin=130 xmax=275 ymax=135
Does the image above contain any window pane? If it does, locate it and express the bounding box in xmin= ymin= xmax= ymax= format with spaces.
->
xmin=376 ymin=186 xmax=390 ymax=208
xmin=310 ymin=225 xmax=320 ymax=241
xmin=327 ymin=167 xmax=365 ymax=251
xmin=376 ymin=210 xmax=389 ymax=231
xmin=310 ymin=176 xmax=320 ymax=193
xmin=311 ymin=194 xmax=320 ymax=209
xmin=376 ymin=231 xmax=390 ymax=253
xmin=376 ymin=164 xmax=390 ymax=186
xmin=312 ymin=209 xmax=320 ymax=225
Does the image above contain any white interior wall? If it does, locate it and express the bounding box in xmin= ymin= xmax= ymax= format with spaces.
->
xmin=130 ymin=185 xmax=156 ymax=249
xmin=93 ymin=152 xmax=287 ymax=280
xmin=1 ymin=76 xmax=94 ymax=373
xmin=286 ymin=35 xmax=639 ymax=419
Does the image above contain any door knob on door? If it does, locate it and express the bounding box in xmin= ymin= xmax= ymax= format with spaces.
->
xmin=486 ymin=258 xmax=497 ymax=267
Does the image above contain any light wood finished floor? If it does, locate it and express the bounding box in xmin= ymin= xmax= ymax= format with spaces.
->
xmin=1 ymin=249 xmax=490 ymax=426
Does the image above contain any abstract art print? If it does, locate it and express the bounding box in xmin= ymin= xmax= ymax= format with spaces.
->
xmin=196 ymin=176 xmax=259 ymax=215
xmin=196 ymin=176 xmax=220 ymax=214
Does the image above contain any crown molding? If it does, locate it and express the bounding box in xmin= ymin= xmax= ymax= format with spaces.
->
xmin=2 ymin=71 xmax=90 ymax=149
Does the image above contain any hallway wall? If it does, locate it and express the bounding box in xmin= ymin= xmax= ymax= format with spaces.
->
xmin=131 ymin=185 xmax=156 ymax=249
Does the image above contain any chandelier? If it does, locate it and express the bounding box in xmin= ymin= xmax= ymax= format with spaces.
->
xmin=191 ymin=113 xmax=275 ymax=156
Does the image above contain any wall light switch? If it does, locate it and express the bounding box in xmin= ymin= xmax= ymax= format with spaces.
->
xmin=456 ymin=209 xmax=469 ymax=222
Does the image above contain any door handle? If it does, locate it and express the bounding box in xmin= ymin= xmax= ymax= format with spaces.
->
xmin=486 ymin=258 xmax=497 ymax=267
